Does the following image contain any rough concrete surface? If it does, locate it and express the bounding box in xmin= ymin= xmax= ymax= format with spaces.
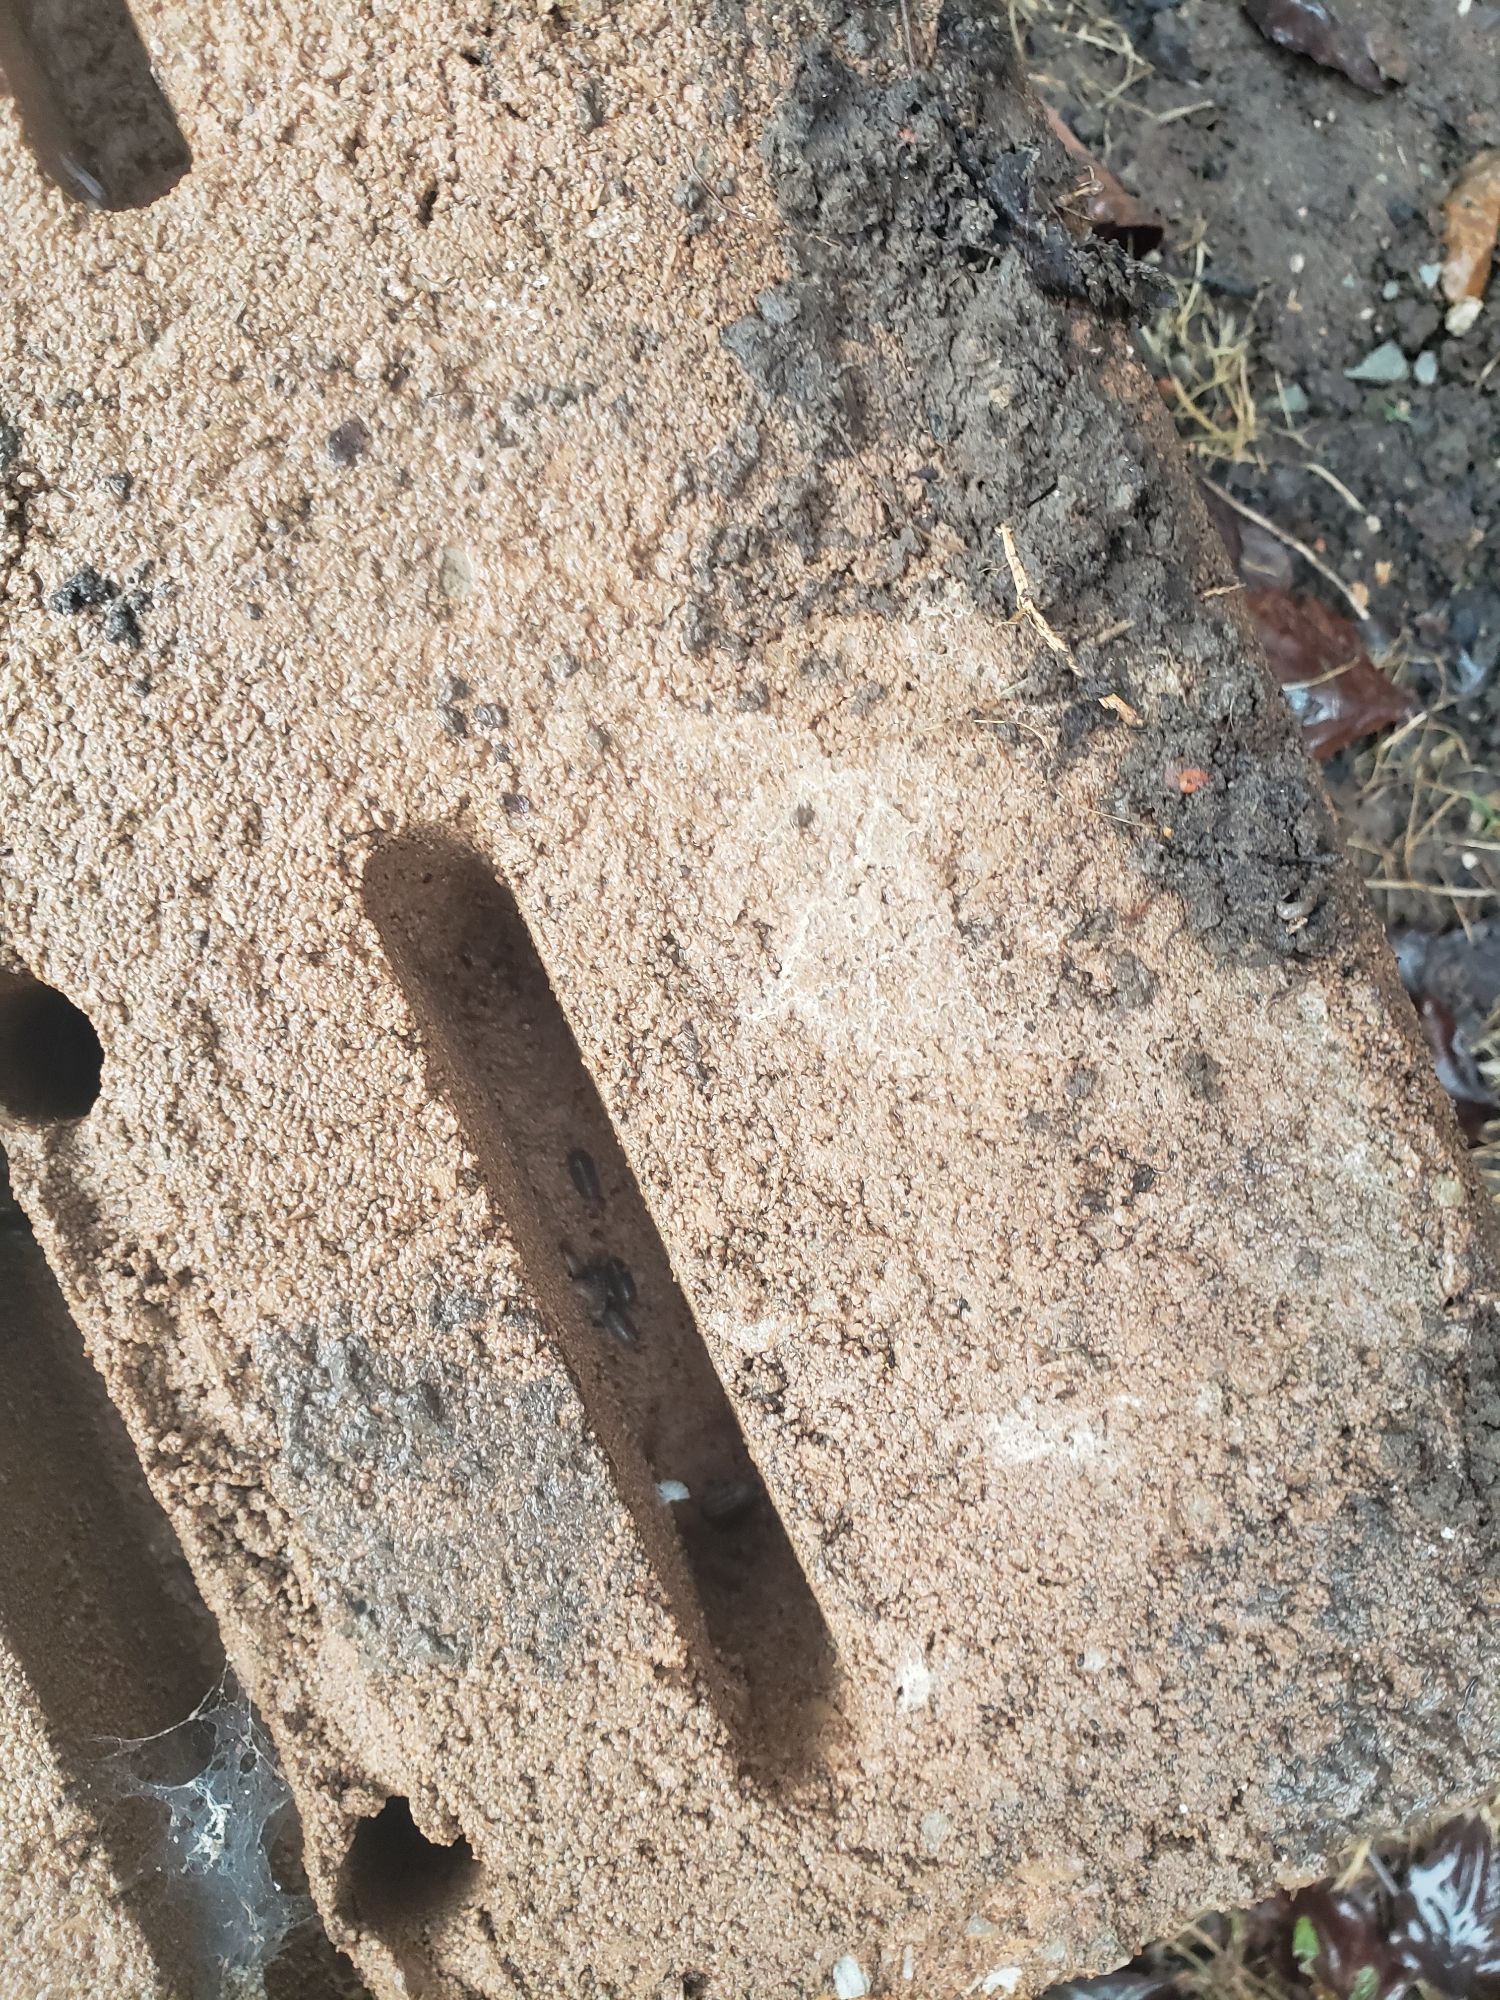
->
xmin=1 ymin=2 xmax=1499 ymax=1996
xmin=0 ymin=1629 xmax=168 ymax=2000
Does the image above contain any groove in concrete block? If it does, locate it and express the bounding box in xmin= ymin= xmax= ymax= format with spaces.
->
xmin=363 ymin=833 xmax=841 ymax=1785
xmin=0 ymin=0 xmax=190 ymax=209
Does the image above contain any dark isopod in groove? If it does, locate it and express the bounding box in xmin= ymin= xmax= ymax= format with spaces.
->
xmin=699 ymin=1477 xmax=762 ymax=1526
xmin=567 ymin=1147 xmax=603 ymax=1204
xmin=600 ymin=1303 xmax=639 ymax=1347
xmin=602 ymin=1256 xmax=636 ymax=1307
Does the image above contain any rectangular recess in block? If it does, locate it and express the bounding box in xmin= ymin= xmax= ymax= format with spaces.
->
xmin=0 ymin=0 xmax=190 ymax=208
xmin=363 ymin=834 xmax=838 ymax=1782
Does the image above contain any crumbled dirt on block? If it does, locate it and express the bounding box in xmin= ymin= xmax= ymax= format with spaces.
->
xmin=719 ymin=10 xmax=1343 ymax=960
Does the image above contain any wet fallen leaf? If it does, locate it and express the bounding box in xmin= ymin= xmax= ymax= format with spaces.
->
xmin=1045 ymin=1817 xmax=1500 ymax=2000
xmin=1241 ymin=0 xmax=1392 ymax=93
xmin=1041 ymin=102 xmax=1165 ymax=255
xmin=1441 ymin=149 xmax=1500 ymax=305
xmin=1243 ymin=587 xmax=1413 ymax=759
xmin=1276 ymin=1885 xmax=1407 ymax=2000
xmin=1390 ymin=1815 xmax=1500 ymax=1994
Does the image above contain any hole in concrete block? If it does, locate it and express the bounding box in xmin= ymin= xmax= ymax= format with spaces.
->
xmin=339 ymin=1797 xmax=477 ymax=1933
xmin=0 ymin=973 xmax=104 ymax=1123
xmin=0 ymin=0 xmax=191 ymax=209
xmin=0 ymin=1155 xmax=363 ymax=1996
xmin=363 ymin=834 xmax=839 ymax=1783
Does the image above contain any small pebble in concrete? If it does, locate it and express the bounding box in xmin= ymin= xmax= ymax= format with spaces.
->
xmin=656 ymin=1480 xmax=690 ymax=1504
xmin=438 ymin=544 xmax=474 ymax=599
xmin=1414 ymin=351 xmax=1439 ymax=387
xmin=1419 ymin=261 xmax=1443 ymax=290
xmin=1345 ymin=341 xmax=1409 ymax=385
xmin=831 ymin=1958 xmax=869 ymax=2000
xmin=47 ymin=565 xmax=115 ymax=614
xmin=326 ymin=418 xmax=370 ymax=465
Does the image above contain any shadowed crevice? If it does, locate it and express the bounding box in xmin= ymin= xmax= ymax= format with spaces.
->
xmin=0 ymin=0 xmax=190 ymax=208
xmin=364 ymin=832 xmax=841 ymax=1786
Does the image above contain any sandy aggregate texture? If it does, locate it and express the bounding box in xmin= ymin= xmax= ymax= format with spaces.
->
xmin=2 ymin=2 xmax=1499 ymax=1996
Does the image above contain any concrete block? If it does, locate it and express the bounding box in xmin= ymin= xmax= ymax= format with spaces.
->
xmin=2 ymin=4 xmax=1497 ymax=1995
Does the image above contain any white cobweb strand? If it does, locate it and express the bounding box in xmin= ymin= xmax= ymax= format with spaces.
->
xmin=102 ymin=1670 xmax=310 ymax=1997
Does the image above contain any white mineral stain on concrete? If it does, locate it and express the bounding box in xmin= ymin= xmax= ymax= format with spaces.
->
xmin=983 ymin=1402 xmax=1104 ymax=1468
xmin=734 ymin=766 xmax=989 ymax=1061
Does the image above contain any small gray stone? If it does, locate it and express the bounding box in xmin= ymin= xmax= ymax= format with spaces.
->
xmin=1413 ymin=351 xmax=1439 ymax=388
xmin=1345 ymin=341 xmax=1409 ymax=386
xmin=438 ymin=544 xmax=474 ymax=599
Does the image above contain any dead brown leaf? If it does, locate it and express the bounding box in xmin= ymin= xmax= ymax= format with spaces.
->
xmin=1241 ymin=0 xmax=1393 ymax=94
xmin=1244 ymin=587 xmax=1414 ymax=760
xmin=1441 ymin=148 xmax=1500 ymax=305
xmin=1040 ymin=102 xmax=1164 ymax=255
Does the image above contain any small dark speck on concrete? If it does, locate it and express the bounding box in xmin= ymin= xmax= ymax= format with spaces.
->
xmin=104 ymin=597 xmax=145 ymax=648
xmin=48 ymin=566 xmax=116 ymax=615
xmin=0 ymin=423 xmax=19 ymax=473
xmin=574 ymin=76 xmax=604 ymax=132
xmin=438 ymin=705 xmax=468 ymax=739
xmin=441 ymin=674 xmax=472 ymax=703
xmin=473 ymin=702 xmax=509 ymax=731
xmin=502 ymin=792 xmax=531 ymax=817
xmin=795 ymin=803 xmax=815 ymax=829
xmin=104 ymin=471 xmax=133 ymax=500
xmin=327 ymin=418 xmax=372 ymax=466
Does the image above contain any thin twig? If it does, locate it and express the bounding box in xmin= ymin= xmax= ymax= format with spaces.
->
xmin=898 ymin=0 xmax=917 ymax=70
xmin=1000 ymin=521 xmax=1076 ymax=667
xmin=1365 ymin=878 xmax=1496 ymax=898
xmin=1200 ymin=476 xmax=1372 ymax=623
xmin=1302 ymin=460 xmax=1367 ymax=513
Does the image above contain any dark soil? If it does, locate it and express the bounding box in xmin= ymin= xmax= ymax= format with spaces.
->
xmin=715 ymin=10 xmax=1363 ymax=962
xmin=1024 ymin=0 xmax=1500 ymax=912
